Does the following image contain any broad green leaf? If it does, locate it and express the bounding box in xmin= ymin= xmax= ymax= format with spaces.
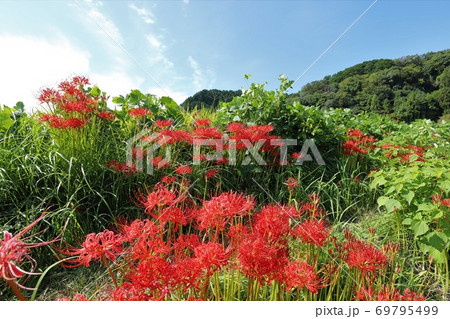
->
xmin=90 ymin=86 xmax=101 ymax=97
xmin=112 ymin=96 xmax=125 ymax=104
xmin=402 ymin=218 xmax=412 ymax=225
xmin=411 ymin=220 xmax=429 ymax=237
xmin=377 ymin=196 xmax=390 ymax=206
xmin=403 ymin=191 xmax=415 ymax=205
xmin=417 ymin=203 xmax=434 ymax=212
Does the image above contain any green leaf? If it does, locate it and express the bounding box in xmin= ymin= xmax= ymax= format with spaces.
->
xmin=404 ymin=191 xmax=415 ymax=205
xmin=112 ymin=96 xmax=125 ymax=104
xmin=417 ymin=203 xmax=434 ymax=212
xmin=402 ymin=218 xmax=412 ymax=225
xmin=378 ymin=196 xmax=401 ymax=213
xmin=370 ymin=176 xmax=387 ymax=189
xmin=377 ymin=196 xmax=389 ymax=206
xmin=15 ymin=101 xmax=25 ymax=112
xmin=411 ymin=220 xmax=429 ymax=237
xmin=0 ymin=113 xmax=14 ymax=131
xmin=408 ymin=153 xmax=419 ymax=162
xmin=90 ymin=86 xmax=101 ymax=97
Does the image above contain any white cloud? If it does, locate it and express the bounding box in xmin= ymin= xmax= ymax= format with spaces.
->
xmin=150 ymin=87 xmax=189 ymax=105
xmin=187 ymin=56 xmax=216 ymax=91
xmin=146 ymin=34 xmax=165 ymax=50
xmin=146 ymin=34 xmax=174 ymax=70
xmin=0 ymin=34 xmax=146 ymax=112
xmin=128 ymin=3 xmax=155 ymax=24
xmin=182 ymin=0 xmax=190 ymax=4
xmin=80 ymin=0 xmax=124 ymax=45
xmin=0 ymin=35 xmax=90 ymax=112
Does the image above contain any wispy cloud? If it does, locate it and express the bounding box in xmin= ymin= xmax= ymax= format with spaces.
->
xmin=146 ymin=34 xmax=165 ymax=51
xmin=80 ymin=0 xmax=124 ymax=45
xmin=146 ymin=34 xmax=174 ymax=69
xmin=128 ymin=2 xmax=155 ymax=24
xmin=187 ymin=56 xmax=216 ymax=91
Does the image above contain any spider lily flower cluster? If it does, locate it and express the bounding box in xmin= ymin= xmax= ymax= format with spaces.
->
xmin=0 ymin=214 xmax=60 ymax=300
xmin=122 ymin=119 xmax=324 ymax=176
xmin=56 ymin=181 xmax=424 ymax=301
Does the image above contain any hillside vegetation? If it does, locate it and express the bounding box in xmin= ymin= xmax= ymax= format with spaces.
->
xmin=288 ymin=49 xmax=450 ymax=122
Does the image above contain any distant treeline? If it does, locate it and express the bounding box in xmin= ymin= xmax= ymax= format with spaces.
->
xmin=288 ymin=49 xmax=450 ymax=121
xmin=181 ymin=89 xmax=241 ymax=110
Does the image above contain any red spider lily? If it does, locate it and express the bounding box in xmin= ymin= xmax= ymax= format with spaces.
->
xmin=441 ymin=198 xmax=450 ymax=207
xmin=132 ymin=147 xmax=146 ymax=160
xmin=432 ymin=193 xmax=442 ymax=205
xmin=298 ymin=194 xmax=325 ymax=218
xmin=382 ymin=241 xmax=400 ymax=262
xmin=135 ymin=185 xmax=178 ymax=217
xmin=345 ymin=240 xmax=388 ymax=276
xmin=126 ymin=256 xmax=172 ymax=294
xmin=0 ymin=213 xmax=59 ymax=291
xmin=293 ymin=219 xmax=330 ymax=247
xmin=253 ymin=205 xmax=298 ymax=242
xmin=50 ymin=118 xmax=87 ymax=129
xmin=161 ymin=175 xmax=176 ymax=184
xmin=193 ymin=127 xmax=223 ymax=140
xmin=347 ymin=128 xmax=365 ymax=138
xmin=119 ymin=218 xmax=159 ymax=244
xmin=173 ymin=234 xmax=201 ymax=259
xmin=60 ymin=101 xmax=93 ymax=114
xmin=128 ymin=230 xmax=171 ymax=261
xmin=342 ymin=128 xmax=376 ymax=156
xmin=39 ymin=114 xmax=87 ymax=129
xmin=107 ymin=160 xmax=137 ymax=175
xmin=58 ymin=294 xmax=89 ymax=301
xmin=128 ymin=108 xmax=151 ymax=118
xmin=155 ymin=119 xmax=173 ymax=127
xmin=159 ymin=129 xmax=193 ymax=144
xmin=227 ymin=224 xmax=250 ymax=251
xmin=112 ymin=282 xmax=153 ymax=301
xmin=380 ymin=144 xmax=425 ymax=162
xmin=238 ymin=235 xmax=289 ymax=284
xmin=194 ymin=118 xmax=211 ymax=127
xmin=227 ymin=122 xmax=280 ymax=151
xmin=282 ymin=260 xmax=320 ymax=293
xmin=401 ymin=288 xmax=426 ymax=301
xmin=175 ymin=165 xmax=193 ymax=175
xmin=285 ymin=177 xmax=299 ymax=191
xmin=157 ymin=206 xmax=188 ymax=228
xmin=62 ymin=230 xmax=123 ymax=267
xmin=97 ymin=111 xmax=116 ymax=121
xmin=248 ymin=124 xmax=274 ymax=134
xmin=355 ymin=285 xmax=425 ymax=301
xmin=172 ymin=257 xmax=204 ymax=292
xmin=194 ymin=242 xmax=229 ymax=276
xmin=205 ymin=168 xmax=219 ymax=179
xmin=152 ymin=156 xmax=170 ymax=170
xmin=71 ymin=76 xmax=90 ymax=86
xmin=38 ymin=114 xmax=61 ymax=123
xmin=226 ymin=122 xmax=245 ymax=133
xmin=197 ymin=191 xmax=255 ymax=232
xmin=193 ymin=154 xmax=207 ymax=162
xmin=38 ymin=88 xmax=62 ymax=104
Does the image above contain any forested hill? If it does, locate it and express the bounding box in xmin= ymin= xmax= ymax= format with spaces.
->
xmin=287 ymin=49 xmax=450 ymax=121
xmin=181 ymin=89 xmax=241 ymax=110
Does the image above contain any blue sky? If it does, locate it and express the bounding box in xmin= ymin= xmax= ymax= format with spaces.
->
xmin=0 ymin=0 xmax=449 ymax=111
